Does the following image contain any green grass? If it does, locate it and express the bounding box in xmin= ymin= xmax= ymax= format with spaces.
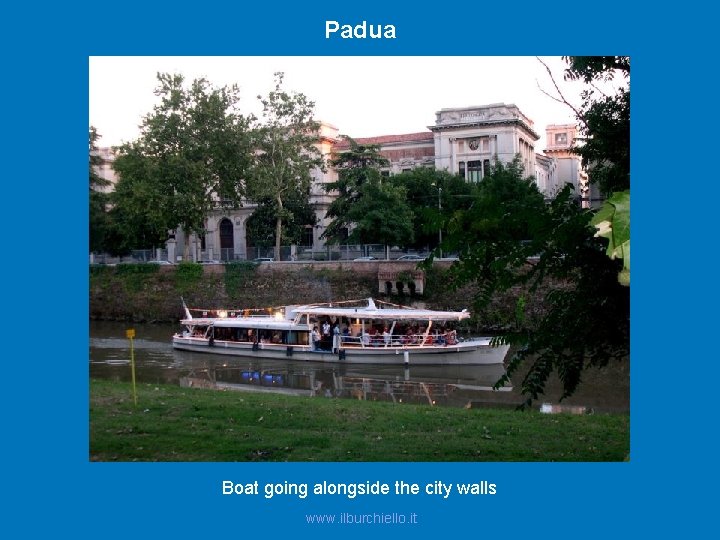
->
xmin=90 ymin=379 xmax=629 ymax=462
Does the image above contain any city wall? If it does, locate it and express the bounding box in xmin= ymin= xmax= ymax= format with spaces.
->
xmin=90 ymin=261 xmax=549 ymax=332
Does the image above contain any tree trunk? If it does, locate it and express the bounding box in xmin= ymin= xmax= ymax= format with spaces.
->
xmin=275 ymin=195 xmax=283 ymax=261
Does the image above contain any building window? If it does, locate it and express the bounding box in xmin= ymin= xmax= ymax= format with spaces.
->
xmin=555 ymin=132 xmax=568 ymax=145
xmin=468 ymin=160 xmax=482 ymax=182
xmin=381 ymin=170 xmax=390 ymax=177
xmin=462 ymin=160 xmax=491 ymax=182
xmin=302 ymin=226 xmax=314 ymax=247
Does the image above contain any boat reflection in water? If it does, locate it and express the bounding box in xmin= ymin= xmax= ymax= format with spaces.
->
xmin=172 ymin=349 xmax=512 ymax=407
xmin=90 ymin=321 xmax=628 ymax=412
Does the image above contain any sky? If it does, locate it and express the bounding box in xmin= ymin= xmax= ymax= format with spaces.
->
xmin=89 ymin=56 xmax=598 ymax=152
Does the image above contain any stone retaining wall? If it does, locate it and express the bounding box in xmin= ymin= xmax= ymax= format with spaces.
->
xmin=90 ymin=261 xmax=549 ymax=332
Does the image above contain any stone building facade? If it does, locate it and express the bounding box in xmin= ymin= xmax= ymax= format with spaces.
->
xmin=431 ymin=103 xmax=539 ymax=181
xmin=541 ymin=124 xmax=592 ymax=207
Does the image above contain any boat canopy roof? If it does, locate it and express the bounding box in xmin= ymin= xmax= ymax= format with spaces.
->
xmin=179 ymin=298 xmax=470 ymax=326
xmin=291 ymin=298 xmax=470 ymax=322
xmin=181 ymin=316 xmax=308 ymax=330
xmin=181 ymin=318 xmax=215 ymax=325
xmin=212 ymin=318 xmax=307 ymax=330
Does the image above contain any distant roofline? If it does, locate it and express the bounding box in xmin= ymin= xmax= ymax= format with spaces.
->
xmin=334 ymin=131 xmax=434 ymax=149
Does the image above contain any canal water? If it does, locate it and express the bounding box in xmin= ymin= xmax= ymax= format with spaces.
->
xmin=90 ymin=321 xmax=629 ymax=412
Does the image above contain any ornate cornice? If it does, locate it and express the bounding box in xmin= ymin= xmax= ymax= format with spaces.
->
xmin=429 ymin=119 xmax=539 ymax=140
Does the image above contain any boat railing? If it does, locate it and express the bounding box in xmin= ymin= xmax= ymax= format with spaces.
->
xmin=229 ymin=314 xmax=277 ymax=319
xmin=340 ymin=333 xmax=458 ymax=348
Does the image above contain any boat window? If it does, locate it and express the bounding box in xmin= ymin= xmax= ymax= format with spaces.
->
xmin=287 ymin=331 xmax=309 ymax=346
xmin=192 ymin=325 xmax=209 ymax=337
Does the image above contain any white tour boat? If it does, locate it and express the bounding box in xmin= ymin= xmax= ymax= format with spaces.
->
xmin=172 ymin=298 xmax=509 ymax=366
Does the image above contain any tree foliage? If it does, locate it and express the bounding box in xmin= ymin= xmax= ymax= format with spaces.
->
xmin=322 ymin=137 xmax=389 ymax=243
xmin=246 ymin=191 xmax=317 ymax=248
xmin=89 ymin=127 xmax=111 ymax=253
xmin=393 ymin=167 xmax=472 ymax=252
xmin=442 ymin=158 xmax=550 ymax=304
xmin=249 ymin=73 xmax=324 ymax=260
xmin=562 ymin=56 xmax=631 ymax=286
xmin=565 ymin=56 xmax=630 ymax=196
xmin=111 ymin=73 xmax=253 ymax=254
xmin=445 ymin=56 xmax=632 ymax=405
xmin=344 ymin=180 xmax=415 ymax=248
xmin=440 ymin=106 xmax=630 ymax=405
xmin=591 ymin=189 xmax=630 ymax=286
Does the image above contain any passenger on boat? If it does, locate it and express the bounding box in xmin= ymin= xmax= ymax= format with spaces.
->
xmin=311 ymin=326 xmax=321 ymax=351
xmin=382 ymin=326 xmax=391 ymax=347
xmin=402 ymin=327 xmax=413 ymax=345
xmin=332 ymin=323 xmax=341 ymax=353
xmin=411 ymin=327 xmax=422 ymax=345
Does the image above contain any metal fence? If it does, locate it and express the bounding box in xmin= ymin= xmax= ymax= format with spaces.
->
xmin=90 ymin=249 xmax=169 ymax=265
xmin=90 ymin=245 xmax=439 ymax=265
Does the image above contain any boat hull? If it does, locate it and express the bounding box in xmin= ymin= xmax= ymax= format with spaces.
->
xmin=172 ymin=336 xmax=508 ymax=365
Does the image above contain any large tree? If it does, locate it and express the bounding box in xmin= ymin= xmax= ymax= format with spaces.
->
xmin=322 ymin=137 xmax=389 ymax=244
xmin=249 ymin=73 xmax=324 ymax=260
xmin=442 ymin=158 xmax=550 ymax=301
xmin=565 ymin=56 xmax=630 ymax=196
xmin=528 ymin=56 xmax=630 ymax=403
xmin=246 ymin=189 xmax=317 ymax=250
xmin=343 ymin=180 xmax=415 ymax=250
xmin=111 ymin=73 xmax=253 ymax=258
xmin=106 ymin=148 xmax=170 ymax=253
xmin=89 ymin=127 xmax=111 ymax=253
xmin=392 ymin=167 xmax=473 ymax=253
xmin=442 ymin=159 xmax=629 ymax=406
xmin=564 ymin=56 xmax=631 ymax=286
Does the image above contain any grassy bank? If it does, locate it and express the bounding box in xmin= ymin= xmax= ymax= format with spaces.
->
xmin=90 ymin=379 xmax=629 ymax=462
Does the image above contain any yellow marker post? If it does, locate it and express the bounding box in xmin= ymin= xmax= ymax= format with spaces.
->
xmin=126 ymin=328 xmax=137 ymax=406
